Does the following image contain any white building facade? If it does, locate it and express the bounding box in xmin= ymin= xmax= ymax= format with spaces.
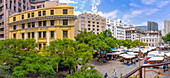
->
xmin=125 ymin=27 xmax=161 ymax=46
xmin=106 ymin=19 xmax=125 ymax=40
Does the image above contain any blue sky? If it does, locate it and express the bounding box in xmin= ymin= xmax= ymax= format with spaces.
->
xmin=58 ymin=0 xmax=170 ymax=29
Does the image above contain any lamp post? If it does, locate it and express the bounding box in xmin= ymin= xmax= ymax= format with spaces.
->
xmin=139 ymin=32 xmax=141 ymax=66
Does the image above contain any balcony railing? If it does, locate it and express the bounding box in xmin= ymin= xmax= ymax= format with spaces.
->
xmin=0 ymin=31 xmax=4 ymax=34
xmin=9 ymin=15 xmax=77 ymax=26
xmin=0 ymin=10 xmax=4 ymax=15
xmin=122 ymin=63 xmax=170 ymax=78
xmin=0 ymin=25 xmax=4 ymax=28
xmin=0 ymin=3 xmax=3 ymax=7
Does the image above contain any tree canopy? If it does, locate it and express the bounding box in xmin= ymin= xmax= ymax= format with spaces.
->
xmin=162 ymin=32 xmax=170 ymax=43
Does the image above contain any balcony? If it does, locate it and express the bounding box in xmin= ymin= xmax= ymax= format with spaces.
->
xmin=0 ymin=3 xmax=3 ymax=7
xmin=0 ymin=19 xmax=4 ymax=22
xmin=0 ymin=31 xmax=4 ymax=34
xmin=0 ymin=11 xmax=4 ymax=15
xmin=0 ymin=25 xmax=4 ymax=28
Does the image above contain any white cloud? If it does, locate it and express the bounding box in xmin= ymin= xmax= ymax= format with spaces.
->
xmin=145 ymin=9 xmax=158 ymax=15
xmin=122 ymin=8 xmax=158 ymax=24
xmin=59 ymin=0 xmax=77 ymax=3
xmin=157 ymin=0 xmax=170 ymax=8
xmin=134 ymin=22 xmax=147 ymax=26
xmin=96 ymin=10 xmax=119 ymax=19
xmin=129 ymin=3 xmax=139 ymax=7
xmin=74 ymin=11 xmax=82 ymax=16
xmin=141 ymin=0 xmax=156 ymax=5
xmin=91 ymin=0 xmax=101 ymax=13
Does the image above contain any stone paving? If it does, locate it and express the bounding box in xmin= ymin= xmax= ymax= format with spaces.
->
xmin=90 ymin=58 xmax=170 ymax=78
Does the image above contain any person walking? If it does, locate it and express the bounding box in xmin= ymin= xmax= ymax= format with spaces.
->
xmin=104 ymin=73 xmax=108 ymax=78
xmin=113 ymin=69 xmax=116 ymax=78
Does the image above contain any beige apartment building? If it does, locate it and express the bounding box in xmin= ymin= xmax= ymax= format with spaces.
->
xmin=0 ymin=0 xmax=64 ymax=40
xmin=164 ymin=19 xmax=170 ymax=36
xmin=75 ymin=13 xmax=106 ymax=36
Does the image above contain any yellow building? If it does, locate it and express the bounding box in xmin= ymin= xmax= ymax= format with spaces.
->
xmin=8 ymin=5 xmax=76 ymax=49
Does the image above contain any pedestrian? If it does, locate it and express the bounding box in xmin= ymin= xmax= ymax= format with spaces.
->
xmin=163 ymin=65 xmax=166 ymax=72
xmin=104 ymin=73 xmax=108 ymax=78
xmin=113 ymin=69 xmax=116 ymax=78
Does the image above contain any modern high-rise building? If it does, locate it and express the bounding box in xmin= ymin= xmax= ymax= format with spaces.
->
xmin=106 ymin=19 xmax=125 ymax=40
xmin=0 ymin=0 xmax=64 ymax=40
xmin=8 ymin=4 xmax=76 ymax=49
xmin=147 ymin=21 xmax=158 ymax=31
xmin=135 ymin=26 xmax=147 ymax=30
xmin=164 ymin=19 xmax=170 ymax=36
xmin=75 ymin=13 xmax=106 ymax=36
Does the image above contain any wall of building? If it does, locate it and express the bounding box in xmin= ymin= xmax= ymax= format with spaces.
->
xmin=106 ymin=19 xmax=125 ymax=40
xmin=75 ymin=13 xmax=106 ymax=36
xmin=164 ymin=20 xmax=170 ymax=36
xmin=9 ymin=6 xmax=75 ymax=49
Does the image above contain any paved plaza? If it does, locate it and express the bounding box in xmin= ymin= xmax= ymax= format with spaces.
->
xmin=91 ymin=58 xmax=170 ymax=78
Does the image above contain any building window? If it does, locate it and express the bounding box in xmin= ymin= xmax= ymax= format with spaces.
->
xmin=93 ymin=25 xmax=95 ymax=27
xmin=93 ymin=22 xmax=95 ymax=24
xmin=22 ymin=15 xmax=24 ymax=19
xmin=97 ymin=29 xmax=99 ymax=31
xmin=51 ymin=31 xmax=54 ymax=38
xmin=32 ymin=32 xmax=34 ymax=38
xmin=39 ymin=21 xmax=42 ymax=27
xmin=37 ymin=5 xmax=41 ymax=8
xmin=63 ymin=9 xmax=67 ymax=14
xmin=43 ymin=11 xmax=46 ymax=16
xmin=38 ymin=11 xmax=41 ymax=16
xmin=50 ymin=20 xmax=54 ymax=26
xmin=97 ymin=22 xmax=99 ymax=24
xmin=13 ymin=34 xmax=16 ymax=38
xmin=43 ymin=31 xmax=46 ymax=38
xmin=32 ymin=22 xmax=35 ymax=27
xmin=22 ymin=33 xmax=24 ymax=39
xmin=39 ymin=32 xmax=41 ymax=38
xmin=88 ymin=21 xmax=90 ymax=23
xmin=88 ymin=24 xmax=90 ymax=27
xmin=22 ymin=24 xmax=25 ymax=29
xmin=63 ymin=31 xmax=67 ymax=38
xmin=43 ymin=21 xmax=46 ymax=26
xmin=13 ymin=17 xmax=16 ymax=21
xmin=28 ymin=23 xmax=31 ymax=28
xmin=31 ymin=13 xmax=34 ymax=17
xmin=28 ymin=13 xmax=30 ymax=18
xmin=31 ymin=6 xmax=35 ymax=9
xmin=50 ymin=10 xmax=54 ymax=15
xmin=93 ymin=28 xmax=95 ymax=30
xmin=63 ymin=19 xmax=68 ymax=25
xmin=28 ymin=33 xmax=30 ymax=38
xmin=88 ymin=28 xmax=90 ymax=30
xmin=13 ymin=25 xmax=17 ymax=30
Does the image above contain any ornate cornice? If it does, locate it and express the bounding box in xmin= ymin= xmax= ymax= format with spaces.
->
xmin=9 ymin=15 xmax=77 ymax=26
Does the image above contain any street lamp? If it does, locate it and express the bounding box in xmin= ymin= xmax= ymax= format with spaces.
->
xmin=139 ymin=32 xmax=141 ymax=67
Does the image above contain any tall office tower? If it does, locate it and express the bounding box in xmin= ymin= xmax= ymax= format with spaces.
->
xmin=75 ymin=13 xmax=106 ymax=36
xmin=0 ymin=0 xmax=61 ymax=40
xmin=164 ymin=19 xmax=170 ymax=36
xmin=147 ymin=21 xmax=158 ymax=31
xmin=9 ymin=4 xmax=76 ymax=50
xmin=106 ymin=19 xmax=125 ymax=40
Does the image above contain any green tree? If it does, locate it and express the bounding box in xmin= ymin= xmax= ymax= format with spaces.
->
xmin=162 ymin=32 xmax=170 ymax=43
xmin=66 ymin=64 xmax=103 ymax=78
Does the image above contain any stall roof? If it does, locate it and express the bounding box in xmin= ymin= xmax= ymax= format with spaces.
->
xmin=165 ymin=53 xmax=170 ymax=57
xmin=148 ymin=57 xmax=164 ymax=61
